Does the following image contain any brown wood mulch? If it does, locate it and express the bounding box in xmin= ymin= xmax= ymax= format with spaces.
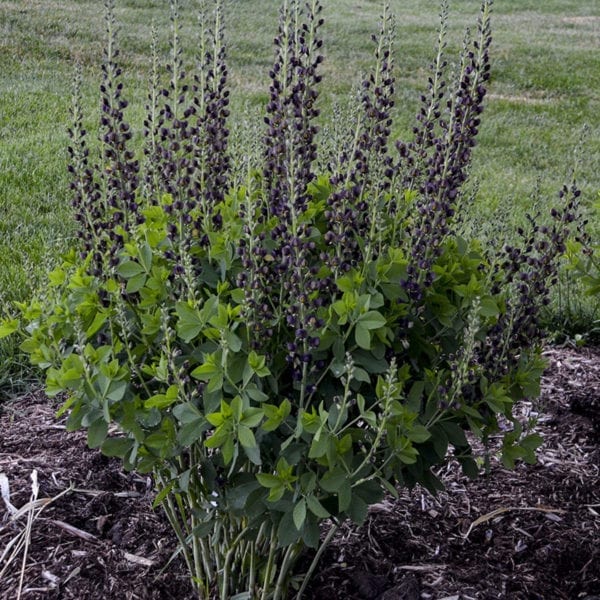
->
xmin=0 ymin=346 xmax=599 ymax=600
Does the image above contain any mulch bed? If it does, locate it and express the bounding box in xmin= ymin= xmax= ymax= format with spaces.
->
xmin=1 ymin=346 xmax=599 ymax=599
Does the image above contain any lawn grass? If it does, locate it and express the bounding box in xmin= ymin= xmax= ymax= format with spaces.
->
xmin=1 ymin=0 xmax=599 ymax=388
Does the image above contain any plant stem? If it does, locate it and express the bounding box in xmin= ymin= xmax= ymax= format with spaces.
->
xmin=221 ymin=517 xmax=250 ymax=597
xmin=260 ymin=527 xmax=278 ymax=600
xmin=295 ymin=523 xmax=339 ymax=600
xmin=273 ymin=543 xmax=300 ymax=600
xmin=159 ymin=483 xmax=200 ymax=596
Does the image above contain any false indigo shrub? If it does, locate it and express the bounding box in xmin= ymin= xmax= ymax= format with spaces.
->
xmin=1 ymin=0 xmax=586 ymax=598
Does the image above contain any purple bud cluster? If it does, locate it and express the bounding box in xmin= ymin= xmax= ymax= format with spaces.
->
xmin=69 ymin=1 xmax=233 ymax=283
xmin=236 ymin=206 xmax=330 ymax=383
xmin=263 ymin=0 xmax=323 ymax=219
xmin=192 ymin=0 xmax=231 ymax=228
xmin=482 ymin=183 xmax=583 ymax=377
xmin=99 ymin=49 xmax=141 ymax=232
xmin=234 ymin=1 xmax=329 ymax=381
xmin=141 ymin=1 xmax=230 ymax=246
xmin=439 ymin=348 xmax=483 ymax=410
xmin=141 ymin=26 xmax=164 ymax=204
xmin=69 ymin=1 xmax=141 ymax=276
xmin=326 ymin=7 xmax=396 ymax=272
xmin=397 ymin=1 xmax=492 ymax=300
xmin=143 ymin=2 xmax=194 ymax=217
xmin=67 ymin=67 xmax=102 ymax=263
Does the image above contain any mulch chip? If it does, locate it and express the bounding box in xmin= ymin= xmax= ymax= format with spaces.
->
xmin=1 ymin=345 xmax=599 ymax=599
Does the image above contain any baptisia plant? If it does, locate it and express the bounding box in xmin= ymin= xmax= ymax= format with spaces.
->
xmin=1 ymin=0 xmax=585 ymax=597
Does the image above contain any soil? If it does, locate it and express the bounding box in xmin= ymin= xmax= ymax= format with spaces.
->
xmin=1 ymin=346 xmax=599 ymax=600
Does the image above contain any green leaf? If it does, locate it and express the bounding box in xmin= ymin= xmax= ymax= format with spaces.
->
xmin=336 ymin=433 xmax=352 ymax=455
xmin=293 ymin=499 xmax=307 ymax=530
xmin=267 ymin=484 xmax=285 ymax=502
xmin=243 ymin=443 xmax=262 ymax=466
xmin=353 ymin=367 xmax=371 ymax=384
xmin=227 ymin=480 xmax=262 ymax=512
xmin=173 ymin=402 xmax=203 ymax=424
xmin=300 ymin=472 xmax=317 ymax=493
xmin=306 ymin=495 xmax=330 ymax=518
xmin=336 ymin=275 xmax=354 ymax=294
xmin=332 ymin=299 xmax=348 ymax=321
xmin=222 ymin=436 xmax=235 ymax=465
xmin=191 ymin=356 xmax=221 ymax=381
xmin=176 ymin=302 xmax=204 ymax=343
xmin=240 ymin=408 xmax=263 ymax=428
xmin=407 ymin=424 xmax=431 ymax=444
xmin=145 ymin=385 xmax=178 ymax=409
xmin=48 ymin=267 xmax=66 ymax=286
xmin=501 ymin=444 xmax=524 ymax=469
xmin=397 ymin=440 xmax=418 ymax=464
xmin=256 ymin=473 xmax=281 ymax=489
xmin=85 ymin=311 xmax=107 ymax=338
xmin=206 ymin=411 xmax=225 ymax=427
xmin=177 ymin=418 xmax=208 ymax=446
xmin=87 ymin=418 xmax=108 ymax=449
xmin=354 ymin=349 xmax=388 ymax=374
xmin=320 ymin=469 xmax=347 ymax=493
xmin=145 ymin=394 xmax=172 ymax=410
xmin=358 ymin=310 xmax=386 ymax=330
xmin=179 ymin=469 xmax=192 ymax=493
xmin=246 ymin=385 xmax=269 ymax=404
xmin=458 ymin=456 xmax=480 ymax=479
xmin=0 ymin=319 xmax=19 ymax=339
xmin=136 ymin=408 xmax=161 ymax=428
xmin=230 ymin=288 xmax=246 ymax=304
xmin=301 ymin=515 xmax=321 ymax=548
xmin=231 ymin=396 xmax=243 ymax=421
xmin=189 ymin=518 xmax=216 ymax=540
xmin=126 ymin=273 xmax=147 ymax=294
xmin=333 ymin=337 xmax=345 ymax=361
xmin=354 ymin=479 xmax=384 ymax=506
xmin=479 ymin=296 xmax=500 ymax=318
xmin=309 ymin=432 xmax=330 ymax=459
xmin=355 ymin=323 xmax=371 ymax=350
xmin=338 ymin=479 xmax=352 ymax=512
xmin=440 ymin=421 xmax=468 ymax=447
xmin=139 ymin=243 xmax=153 ymax=272
xmin=237 ymin=424 xmax=256 ymax=449
xmin=225 ymin=330 xmax=243 ymax=353
xmin=357 ymin=393 xmax=365 ymax=413
xmin=101 ymin=437 xmax=133 ymax=459
xmin=419 ymin=470 xmax=445 ymax=494
xmin=262 ymin=407 xmax=284 ymax=432
xmin=347 ymin=494 xmax=368 ymax=524
xmin=144 ymin=431 xmax=170 ymax=452
xmin=137 ymin=456 xmax=159 ymax=473
xmin=117 ymin=260 xmax=145 ymax=279
xmin=152 ymin=481 xmax=175 ymax=508
xmin=520 ymin=433 xmax=543 ymax=452
xmin=461 ymin=404 xmax=482 ymax=419
xmin=106 ymin=380 xmax=128 ymax=402
xmin=277 ymin=510 xmax=300 ymax=547
xmin=518 ymin=433 xmax=543 ymax=464
xmin=379 ymin=477 xmax=399 ymax=499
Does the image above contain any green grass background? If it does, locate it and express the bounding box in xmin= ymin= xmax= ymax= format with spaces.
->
xmin=1 ymin=0 xmax=599 ymax=389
